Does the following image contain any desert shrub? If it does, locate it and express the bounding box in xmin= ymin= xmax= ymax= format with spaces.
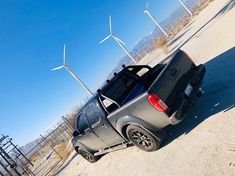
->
xmin=156 ymin=36 xmax=168 ymax=48
xmin=65 ymin=106 xmax=81 ymax=128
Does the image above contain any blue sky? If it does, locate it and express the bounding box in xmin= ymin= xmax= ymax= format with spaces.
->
xmin=0 ymin=0 xmax=183 ymax=146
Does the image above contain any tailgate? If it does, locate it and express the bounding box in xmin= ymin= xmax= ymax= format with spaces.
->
xmin=148 ymin=50 xmax=195 ymax=114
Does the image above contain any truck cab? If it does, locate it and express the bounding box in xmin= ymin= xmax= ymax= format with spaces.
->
xmin=73 ymin=97 xmax=125 ymax=153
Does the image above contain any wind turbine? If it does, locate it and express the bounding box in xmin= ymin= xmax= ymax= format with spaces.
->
xmin=99 ymin=15 xmax=137 ymax=64
xmin=178 ymin=0 xmax=193 ymax=16
xmin=144 ymin=0 xmax=169 ymax=37
xmin=52 ymin=45 xmax=94 ymax=97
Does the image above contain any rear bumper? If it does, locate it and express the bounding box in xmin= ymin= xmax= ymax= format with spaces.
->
xmin=169 ymin=64 xmax=206 ymax=125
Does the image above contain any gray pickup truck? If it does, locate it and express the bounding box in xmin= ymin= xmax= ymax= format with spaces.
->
xmin=72 ymin=50 xmax=206 ymax=163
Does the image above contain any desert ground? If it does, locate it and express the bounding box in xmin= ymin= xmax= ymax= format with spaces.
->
xmin=58 ymin=0 xmax=235 ymax=175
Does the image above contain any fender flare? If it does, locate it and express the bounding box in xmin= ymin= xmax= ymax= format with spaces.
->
xmin=115 ymin=115 xmax=162 ymax=141
xmin=72 ymin=139 xmax=94 ymax=153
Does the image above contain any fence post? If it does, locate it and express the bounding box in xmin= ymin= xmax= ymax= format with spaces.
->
xmin=0 ymin=160 xmax=14 ymax=176
xmin=61 ymin=116 xmax=75 ymax=131
xmin=40 ymin=135 xmax=63 ymax=160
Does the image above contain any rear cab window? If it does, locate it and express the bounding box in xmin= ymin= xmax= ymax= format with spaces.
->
xmin=102 ymin=73 xmax=138 ymax=105
xmin=100 ymin=66 xmax=152 ymax=112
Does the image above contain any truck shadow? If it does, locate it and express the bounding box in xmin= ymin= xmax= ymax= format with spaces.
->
xmin=161 ymin=46 xmax=235 ymax=148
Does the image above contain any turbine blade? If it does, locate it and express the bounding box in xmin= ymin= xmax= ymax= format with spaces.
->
xmin=63 ymin=44 xmax=66 ymax=65
xmin=99 ymin=35 xmax=111 ymax=44
xmin=146 ymin=0 xmax=150 ymax=9
xmin=51 ymin=65 xmax=64 ymax=71
xmin=114 ymin=36 xmax=126 ymax=45
xmin=109 ymin=15 xmax=112 ymax=33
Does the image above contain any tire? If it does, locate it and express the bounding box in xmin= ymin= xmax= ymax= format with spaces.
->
xmin=126 ymin=125 xmax=160 ymax=152
xmin=76 ymin=148 xmax=99 ymax=163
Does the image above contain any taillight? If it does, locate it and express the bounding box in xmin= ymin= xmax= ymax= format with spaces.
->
xmin=148 ymin=93 xmax=168 ymax=112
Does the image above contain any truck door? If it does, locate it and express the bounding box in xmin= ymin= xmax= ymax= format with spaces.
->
xmin=76 ymin=112 xmax=107 ymax=151
xmin=84 ymin=103 xmax=125 ymax=147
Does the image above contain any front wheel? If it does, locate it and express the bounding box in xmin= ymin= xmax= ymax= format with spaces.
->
xmin=126 ymin=125 xmax=160 ymax=152
xmin=76 ymin=148 xmax=99 ymax=163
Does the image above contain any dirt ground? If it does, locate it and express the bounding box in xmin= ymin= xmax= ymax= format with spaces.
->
xmin=58 ymin=0 xmax=235 ymax=175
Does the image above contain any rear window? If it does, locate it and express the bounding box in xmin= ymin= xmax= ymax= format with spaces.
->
xmin=102 ymin=73 xmax=137 ymax=104
xmin=77 ymin=113 xmax=89 ymax=133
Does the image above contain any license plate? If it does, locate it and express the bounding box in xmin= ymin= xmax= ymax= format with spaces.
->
xmin=184 ymin=84 xmax=193 ymax=96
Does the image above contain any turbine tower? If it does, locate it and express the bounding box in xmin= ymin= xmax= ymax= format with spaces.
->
xmin=178 ymin=0 xmax=193 ymax=16
xmin=144 ymin=0 xmax=169 ymax=37
xmin=99 ymin=15 xmax=137 ymax=64
xmin=52 ymin=45 xmax=94 ymax=97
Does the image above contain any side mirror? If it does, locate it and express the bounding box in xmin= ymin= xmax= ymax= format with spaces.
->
xmin=72 ymin=131 xmax=80 ymax=137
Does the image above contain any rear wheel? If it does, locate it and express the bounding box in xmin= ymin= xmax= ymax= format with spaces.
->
xmin=126 ymin=125 xmax=160 ymax=152
xmin=76 ymin=148 xmax=99 ymax=163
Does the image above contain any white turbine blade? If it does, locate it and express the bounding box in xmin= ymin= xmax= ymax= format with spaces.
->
xmin=99 ymin=35 xmax=111 ymax=44
xmin=114 ymin=36 xmax=126 ymax=45
xmin=63 ymin=44 xmax=66 ymax=65
xmin=51 ymin=65 xmax=64 ymax=71
xmin=109 ymin=15 xmax=112 ymax=33
xmin=146 ymin=0 xmax=150 ymax=9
